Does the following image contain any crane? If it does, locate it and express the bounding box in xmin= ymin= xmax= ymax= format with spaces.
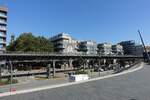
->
xmin=138 ymin=30 xmax=150 ymax=64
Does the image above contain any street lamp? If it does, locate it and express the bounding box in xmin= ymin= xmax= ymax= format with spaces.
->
xmin=8 ymin=60 xmax=13 ymax=92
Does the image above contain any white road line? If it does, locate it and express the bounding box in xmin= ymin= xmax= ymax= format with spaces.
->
xmin=0 ymin=62 xmax=144 ymax=97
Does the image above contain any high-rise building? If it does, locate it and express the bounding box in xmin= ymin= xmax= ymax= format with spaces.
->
xmin=0 ymin=7 xmax=7 ymax=53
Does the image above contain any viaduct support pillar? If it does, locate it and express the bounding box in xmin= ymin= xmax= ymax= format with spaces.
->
xmin=86 ymin=59 xmax=89 ymax=69
xmin=113 ymin=59 xmax=117 ymax=64
xmin=69 ymin=59 xmax=73 ymax=69
xmin=52 ymin=60 xmax=56 ymax=77
xmin=0 ymin=65 xmax=1 ymax=81
xmin=98 ymin=59 xmax=101 ymax=77
xmin=104 ymin=59 xmax=106 ymax=66
xmin=46 ymin=64 xmax=51 ymax=79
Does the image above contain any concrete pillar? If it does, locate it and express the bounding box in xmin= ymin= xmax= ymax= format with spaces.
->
xmin=52 ymin=60 xmax=56 ymax=77
xmin=64 ymin=62 xmax=67 ymax=70
xmin=116 ymin=63 xmax=120 ymax=72
xmin=46 ymin=64 xmax=51 ymax=79
xmin=113 ymin=59 xmax=117 ymax=64
xmin=98 ymin=59 xmax=101 ymax=77
xmin=0 ymin=65 xmax=1 ymax=81
xmin=83 ymin=59 xmax=90 ymax=69
xmin=98 ymin=60 xmax=101 ymax=67
xmin=29 ymin=64 xmax=32 ymax=71
xmin=69 ymin=59 xmax=73 ymax=69
xmin=104 ymin=59 xmax=106 ymax=65
xmin=86 ymin=60 xmax=89 ymax=68
xmin=0 ymin=61 xmax=4 ymax=81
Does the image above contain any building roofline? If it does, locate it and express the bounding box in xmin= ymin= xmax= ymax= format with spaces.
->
xmin=0 ymin=7 xmax=8 ymax=12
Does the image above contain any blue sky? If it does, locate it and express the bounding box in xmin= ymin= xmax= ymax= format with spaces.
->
xmin=0 ymin=0 xmax=150 ymax=45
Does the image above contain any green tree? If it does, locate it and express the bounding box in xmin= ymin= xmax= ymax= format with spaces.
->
xmin=7 ymin=33 xmax=53 ymax=52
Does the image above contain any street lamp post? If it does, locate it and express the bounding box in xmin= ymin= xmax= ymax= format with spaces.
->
xmin=9 ymin=60 xmax=13 ymax=92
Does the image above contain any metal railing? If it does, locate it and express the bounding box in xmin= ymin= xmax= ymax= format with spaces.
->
xmin=0 ymin=13 xmax=7 ymax=18
xmin=2 ymin=51 xmax=143 ymax=58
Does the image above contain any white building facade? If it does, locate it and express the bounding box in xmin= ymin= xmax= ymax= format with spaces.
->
xmin=50 ymin=33 xmax=78 ymax=53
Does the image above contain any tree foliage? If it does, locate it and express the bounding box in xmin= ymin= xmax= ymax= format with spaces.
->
xmin=7 ymin=33 xmax=53 ymax=52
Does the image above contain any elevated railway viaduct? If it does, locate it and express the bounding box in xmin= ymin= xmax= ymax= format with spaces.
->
xmin=0 ymin=53 xmax=143 ymax=77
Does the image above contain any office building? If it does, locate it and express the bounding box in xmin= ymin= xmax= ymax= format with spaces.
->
xmin=0 ymin=7 xmax=7 ymax=53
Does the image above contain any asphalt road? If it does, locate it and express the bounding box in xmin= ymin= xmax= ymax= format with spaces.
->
xmin=1 ymin=63 xmax=150 ymax=100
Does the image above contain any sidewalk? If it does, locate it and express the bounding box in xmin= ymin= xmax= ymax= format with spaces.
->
xmin=0 ymin=63 xmax=142 ymax=93
xmin=0 ymin=76 xmax=68 ymax=93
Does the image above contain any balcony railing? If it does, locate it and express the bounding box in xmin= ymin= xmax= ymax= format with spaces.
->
xmin=0 ymin=26 xmax=6 ymax=31
xmin=0 ymin=20 xmax=6 ymax=24
xmin=0 ymin=13 xmax=7 ymax=18
xmin=0 ymin=41 xmax=6 ymax=44
xmin=0 ymin=34 xmax=6 ymax=38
